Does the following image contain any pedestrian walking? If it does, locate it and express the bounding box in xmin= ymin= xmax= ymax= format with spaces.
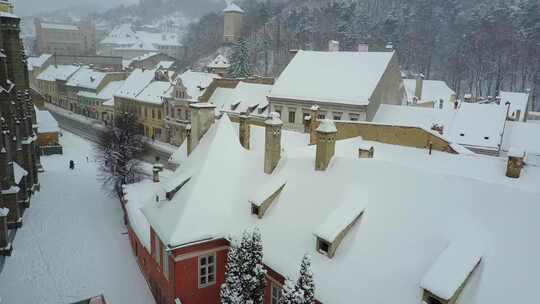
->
xmin=69 ymin=160 xmax=75 ymax=170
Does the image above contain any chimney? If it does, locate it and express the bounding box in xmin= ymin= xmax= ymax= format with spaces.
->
xmin=358 ymin=44 xmax=369 ymax=52
xmin=506 ymin=148 xmax=525 ymax=178
xmin=189 ymin=103 xmax=216 ymax=153
xmin=153 ymin=164 xmax=161 ymax=183
xmin=415 ymin=73 xmax=424 ymax=100
xmin=185 ymin=125 xmax=193 ymax=155
xmin=309 ymin=105 xmax=320 ymax=145
xmin=264 ymin=112 xmax=283 ymax=174
xmin=315 ymin=119 xmax=337 ymax=171
xmin=0 ymin=208 xmax=10 ymax=256
xmin=329 ymin=40 xmax=340 ymax=52
xmin=238 ymin=114 xmax=250 ymax=150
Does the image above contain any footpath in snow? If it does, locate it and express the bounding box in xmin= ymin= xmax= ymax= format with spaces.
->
xmin=0 ymin=131 xmax=155 ymax=304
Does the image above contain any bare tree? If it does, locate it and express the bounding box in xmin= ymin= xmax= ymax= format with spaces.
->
xmin=95 ymin=112 xmax=147 ymax=200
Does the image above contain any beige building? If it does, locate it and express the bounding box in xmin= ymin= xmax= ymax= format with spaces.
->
xmin=34 ymin=19 xmax=96 ymax=56
xmin=0 ymin=0 xmax=13 ymax=13
xmin=223 ymin=2 xmax=244 ymax=43
xmin=35 ymin=64 xmax=80 ymax=105
xmin=268 ymin=49 xmax=406 ymax=131
xmin=163 ymin=70 xmax=219 ymax=145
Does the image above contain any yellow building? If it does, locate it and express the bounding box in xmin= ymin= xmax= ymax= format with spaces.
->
xmin=0 ymin=1 xmax=14 ymax=13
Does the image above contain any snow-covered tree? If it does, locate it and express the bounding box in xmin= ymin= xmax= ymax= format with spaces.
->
xmin=227 ymin=37 xmax=251 ymax=78
xmin=95 ymin=112 xmax=146 ymax=199
xmin=221 ymin=241 xmax=243 ymax=304
xmin=239 ymin=229 xmax=266 ymax=304
xmin=278 ymin=278 xmax=304 ymax=304
xmin=295 ymin=255 xmax=315 ymax=304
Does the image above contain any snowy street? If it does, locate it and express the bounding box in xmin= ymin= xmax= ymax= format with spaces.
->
xmin=0 ymin=131 xmax=155 ymax=304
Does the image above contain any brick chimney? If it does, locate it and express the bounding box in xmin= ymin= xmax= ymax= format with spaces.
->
xmin=506 ymin=148 xmax=525 ymax=178
xmin=185 ymin=125 xmax=193 ymax=155
xmin=415 ymin=73 xmax=424 ymax=101
xmin=329 ymin=40 xmax=340 ymax=52
xmin=238 ymin=114 xmax=250 ymax=150
xmin=264 ymin=112 xmax=283 ymax=174
xmin=0 ymin=207 xmax=11 ymax=256
xmin=315 ymin=120 xmax=337 ymax=171
xmin=309 ymin=105 xmax=320 ymax=145
xmin=189 ymin=103 xmax=216 ymax=153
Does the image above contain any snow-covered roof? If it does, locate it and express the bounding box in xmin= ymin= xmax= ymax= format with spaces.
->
xmin=130 ymin=52 xmax=160 ymax=62
xmin=157 ymin=61 xmax=174 ymax=70
xmin=66 ymin=67 xmax=107 ymax=90
xmin=404 ymin=78 xmax=455 ymax=103
xmin=100 ymin=24 xmax=138 ymax=45
xmin=134 ymin=31 xmax=181 ymax=47
xmin=27 ymin=54 xmax=51 ymax=71
xmin=97 ymin=80 xmax=124 ymax=101
xmin=130 ymin=114 xmax=540 ymax=304
xmin=115 ymin=41 xmax=158 ymax=52
xmin=115 ymin=68 xmax=156 ymax=99
xmin=269 ymin=51 xmax=395 ymax=106
xmin=0 ymin=12 xmax=18 ymax=19
xmin=41 ymin=22 xmax=79 ymax=31
xmin=374 ymin=103 xmax=507 ymax=151
xmin=209 ymin=82 xmax=272 ymax=117
xmin=502 ymin=121 xmax=540 ymax=155
xmin=177 ymin=70 xmax=219 ymax=101
xmin=207 ymin=54 xmax=230 ymax=69
xmin=13 ymin=162 xmax=28 ymax=184
xmin=134 ymin=81 xmax=172 ymax=105
xmin=36 ymin=65 xmax=80 ymax=82
xmin=499 ymin=91 xmax=529 ymax=122
xmin=421 ymin=239 xmax=483 ymax=300
xmin=37 ymin=110 xmax=59 ymax=133
xmin=223 ymin=2 xmax=245 ymax=13
xmin=248 ymin=177 xmax=286 ymax=207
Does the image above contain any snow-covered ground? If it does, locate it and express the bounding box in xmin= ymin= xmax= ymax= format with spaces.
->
xmin=0 ymin=131 xmax=155 ymax=304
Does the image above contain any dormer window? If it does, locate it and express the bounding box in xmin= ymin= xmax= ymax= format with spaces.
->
xmin=231 ymin=101 xmax=241 ymax=111
xmin=316 ymin=237 xmax=330 ymax=255
xmin=248 ymin=179 xmax=286 ymax=219
xmin=314 ymin=193 xmax=366 ymax=258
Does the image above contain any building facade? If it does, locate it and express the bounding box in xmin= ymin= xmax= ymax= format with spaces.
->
xmin=0 ymin=11 xmax=41 ymax=256
xmin=34 ymin=19 xmax=96 ymax=56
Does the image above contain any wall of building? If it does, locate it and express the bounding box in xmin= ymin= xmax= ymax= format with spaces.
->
xmin=52 ymin=55 xmax=123 ymax=72
xmin=366 ymin=52 xmax=406 ymax=121
xmin=35 ymin=20 xmax=96 ymax=56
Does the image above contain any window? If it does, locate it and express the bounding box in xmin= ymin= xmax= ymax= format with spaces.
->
xmin=333 ymin=115 xmax=341 ymax=120
xmin=177 ymin=109 xmax=182 ymax=119
xmin=288 ymin=111 xmax=296 ymax=123
xmin=318 ymin=114 xmax=326 ymax=120
xmin=153 ymin=236 xmax=161 ymax=266
xmin=152 ymin=109 xmax=155 ymax=119
xmin=158 ymin=110 xmax=162 ymax=120
xmin=271 ymin=283 xmax=282 ymax=304
xmin=317 ymin=237 xmax=330 ymax=255
xmin=349 ymin=114 xmax=359 ymax=121
xmin=426 ymin=296 xmax=443 ymax=304
xmin=145 ymin=108 xmax=148 ymax=118
xmin=199 ymin=253 xmax=216 ymax=287
xmin=162 ymin=247 xmax=169 ymax=280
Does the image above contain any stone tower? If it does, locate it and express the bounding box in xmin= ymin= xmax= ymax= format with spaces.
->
xmin=264 ymin=112 xmax=282 ymax=174
xmin=223 ymin=2 xmax=245 ymax=43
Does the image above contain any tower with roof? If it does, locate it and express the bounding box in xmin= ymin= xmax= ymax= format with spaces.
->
xmin=223 ymin=1 xmax=245 ymax=43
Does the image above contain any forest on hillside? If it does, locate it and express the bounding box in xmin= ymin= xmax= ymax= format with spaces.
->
xmin=183 ymin=0 xmax=540 ymax=107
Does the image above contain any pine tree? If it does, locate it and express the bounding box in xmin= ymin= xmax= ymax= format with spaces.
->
xmin=239 ymin=229 xmax=266 ymax=304
xmin=295 ymin=255 xmax=315 ymax=304
xmin=278 ymin=278 xmax=304 ymax=304
xmin=220 ymin=241 xmax=243 ymax=304
xmin=227 ymin=37 xmax=251 ymax=78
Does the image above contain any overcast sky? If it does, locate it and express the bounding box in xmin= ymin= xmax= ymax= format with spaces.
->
xmin=13 ymin=0 xmax=139 ymax=16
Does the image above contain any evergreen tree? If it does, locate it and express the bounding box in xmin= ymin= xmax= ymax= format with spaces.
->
xmin=220 ymin=241 xmax=243 ymax=304
xmin=227 ymin=37 xmax=252 ymax=78
xmin=295 ymin=255 xmax=315 ymax=304
xmin=278 ymin=278 xmax=304 ymax=304
xmin=239 ymin=229 xmax=266 ymax=304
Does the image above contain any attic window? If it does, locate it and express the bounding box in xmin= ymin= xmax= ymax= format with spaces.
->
xmin=316 ymin=238 xmax=330 ymax=254
xmin=258 ymin=105 xmax=269 ymax=114
xmin=248 ymin=179 xmax=286 ymax=219
xmin=162 ymin=172 xmax=192 ymax=200
xmin=484 ymin=136 xmax=489 ymax=140
xmin=425 ymin=296 xmax=444 ymax=304
xmin=460 ymin=133 xmax=465 ymax=137
xmin=314 ymin=194 xmax=366 ymax=258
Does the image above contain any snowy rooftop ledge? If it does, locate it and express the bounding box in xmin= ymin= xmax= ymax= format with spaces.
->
xmin=421 ymin=239 xmax=483 ymax=300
